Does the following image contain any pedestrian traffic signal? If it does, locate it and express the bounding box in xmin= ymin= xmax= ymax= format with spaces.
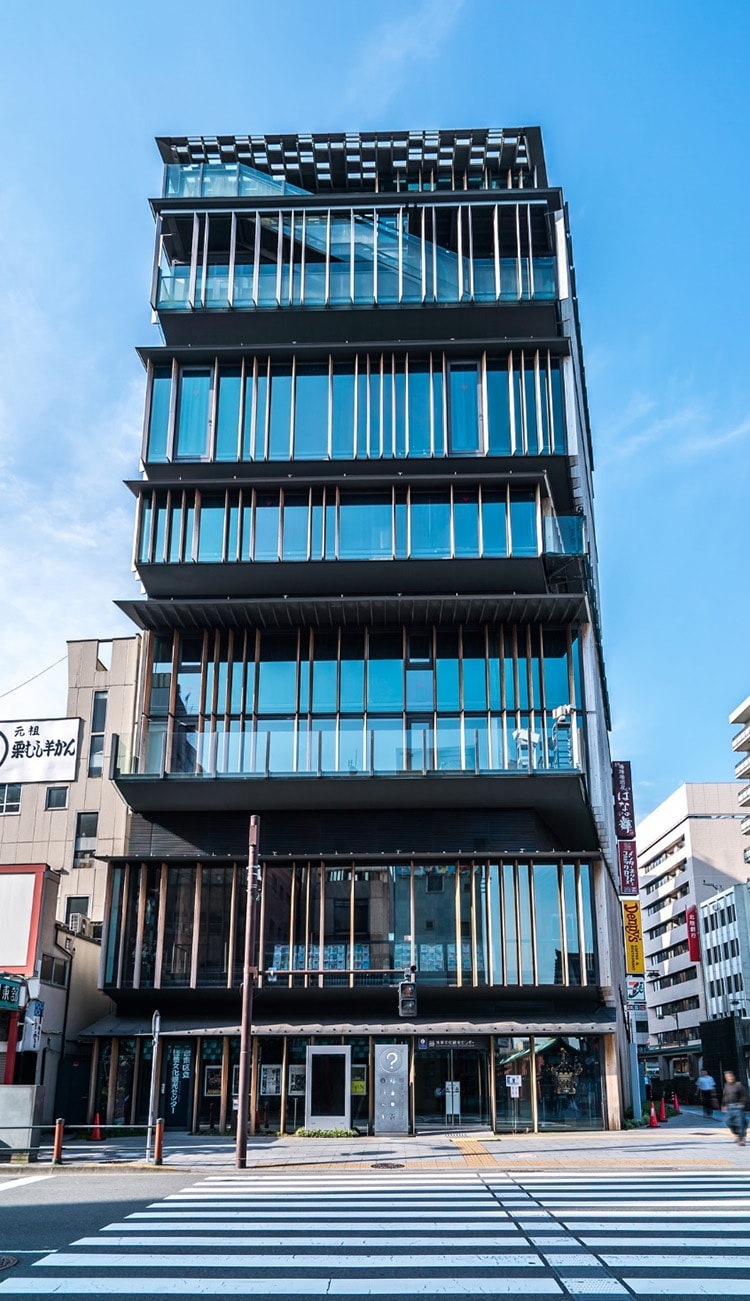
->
xmin=398 ymin=981 xmax=417 ymax=1017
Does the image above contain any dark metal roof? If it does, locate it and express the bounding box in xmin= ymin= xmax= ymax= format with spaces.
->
xmin=116 ymin=593 xmax=588 ymax=632
xmin=155 ymin=128 xmax=548 ymax=191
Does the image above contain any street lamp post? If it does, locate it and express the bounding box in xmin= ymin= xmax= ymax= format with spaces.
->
xmin=235 ymin=814 xmax=261 ymax=1170
xmin=145 ymin=1009 xmax=161 ymax=1163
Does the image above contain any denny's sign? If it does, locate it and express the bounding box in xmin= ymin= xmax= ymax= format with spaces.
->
xmin=621 ymin=899 xmax=645 ymax=975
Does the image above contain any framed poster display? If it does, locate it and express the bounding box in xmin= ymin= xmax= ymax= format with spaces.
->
xmin=260 ymin=1064 xmax=282 ymax=1096
xmin=351 ymin=1065 xmax=367 ymax=1095
xmin=203 ymin=1066 xmax=222 ymax=1097
xmin=288 ymin=1065 xmax=306 ymax=1097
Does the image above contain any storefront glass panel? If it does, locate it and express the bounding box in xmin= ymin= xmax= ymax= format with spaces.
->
xmin=535 ymin=1034 xmax=604 ymax=1130
xmin=495 ymin=1037 xmax=533 ymax=1132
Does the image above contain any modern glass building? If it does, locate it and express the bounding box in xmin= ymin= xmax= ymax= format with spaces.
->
xmin=96 ymin=129 xmax=624 ymax=1134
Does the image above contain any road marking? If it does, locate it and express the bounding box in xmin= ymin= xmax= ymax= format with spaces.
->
xmin=130 ymin=1212 xmax=507 ymax=1223
xmin=39 ymin=1251 xmax=544 ymax=1269
xmin=0 ymin=1278 xmax=564 ymax=1295
xmin=581 ymin=1236 xmax=750 ymax=1248
xmin=603 ymin=1255 xmax=750 ymax=1270
xmin=626 ymin=1283 xmax=750 ymax=1296
xmin=76 ymin=1234 xmax=529 ymax=1248
xmin=0 ymin=1177 xmax=52 ymax=1193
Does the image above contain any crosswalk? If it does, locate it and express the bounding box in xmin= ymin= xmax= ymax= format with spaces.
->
xmin=2 ymin=1168 xmax=750 ymax=1296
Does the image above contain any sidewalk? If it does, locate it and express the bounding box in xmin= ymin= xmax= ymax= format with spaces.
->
xmin=35 ymin=1107 xmax=750 ymax=1173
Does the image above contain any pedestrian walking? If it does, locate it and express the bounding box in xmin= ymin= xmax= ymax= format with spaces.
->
xmin=722 ymin=1071 xmax=747 ymax=1145
xmin=696 ymin=1066 xmax=716 ymax=1117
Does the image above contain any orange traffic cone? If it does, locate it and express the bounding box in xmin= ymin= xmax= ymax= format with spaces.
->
xmin=649 ymin=1101 xmax=658 ymax=1128
xmin=673 ymin=1093 xmax=681 ymax=1114
xmin=658 ymin=1096 xmax=667 ymax=1123
xmin=90 ymin=1112 xmax=102 ymax=1141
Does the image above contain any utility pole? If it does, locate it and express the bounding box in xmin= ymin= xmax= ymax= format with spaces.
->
xmin=235 ymin=814 xmax=261 ymax=1169
xmin=145 ymin=1009 xmax=161 ymax=1162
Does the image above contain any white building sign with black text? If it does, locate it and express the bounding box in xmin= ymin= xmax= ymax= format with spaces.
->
xmin=0 ymin=719 xmax=81 ymax=783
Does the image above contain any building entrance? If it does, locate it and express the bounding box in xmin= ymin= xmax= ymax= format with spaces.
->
xmin=414 ymin=1044 xmax=490 ymax=1129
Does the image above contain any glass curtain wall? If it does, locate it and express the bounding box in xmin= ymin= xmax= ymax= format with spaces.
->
xmin=133 ymin=624 xmax=584 ymax=778
xmin=103 ymin=859 xmax=597 ymax=994
xmin=137 ymin=482 xmax=586 ymax=567
xmin=144 ymin=351 xmax=566 ymax=463
xmin=154 ymin=201 xmax=556 ymax=313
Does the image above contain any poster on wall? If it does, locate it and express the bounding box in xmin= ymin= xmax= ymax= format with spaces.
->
xmin=0 ymin=718 xmax=81 ymax=784
xmin=288 ymin=1065 xmax=306 ymax=1097
xmin=203 ymin=1066 xmax=222 ymax=1096
xmin=260 ymin=1065 xmax=282 ymax=1096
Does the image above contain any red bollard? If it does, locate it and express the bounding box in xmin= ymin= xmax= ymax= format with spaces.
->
xmin=673 ymin=1093 xmax=681 ymax=1114
xmin=153 ymin=1117 xmax=164 ymax=1166
xmin=52 ymin=1118 xmax=65 ymax=1165
xmin=658 ymin=1096 xmax=667 ymax=1123
xmin=649 ymin=1101 xmax=659 ymax=1128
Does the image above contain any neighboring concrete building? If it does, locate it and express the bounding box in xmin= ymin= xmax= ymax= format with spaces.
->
xmin=0 ymin=637 xmax=137 ymax=1117
xmin=97 ymin=127 xmax=625 ymax=1135
xmin=731 ymin=694 xmax=750 ymax=855
xmin=700 ymin=882 xmax=750 ymax=1021
xmin=637 ymin=783 xmax=747 ymax=1081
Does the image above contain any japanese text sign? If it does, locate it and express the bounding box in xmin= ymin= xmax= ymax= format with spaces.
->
xmin=621 ymin=899 xmax=645 ymax=974
xmin=0 ymin=719 xmax=81 ymax=784
xmin=686 ymin=905 xmax=701 ymax=962
xmin=612 ymin=760 xmax=636 ymax=839
xmin=617 ymin=840 xmax=639 ymax=896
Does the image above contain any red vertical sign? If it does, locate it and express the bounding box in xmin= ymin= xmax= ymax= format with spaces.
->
xmin=686 ymin=905 xmax=701 ymax=961
xmin=617 ymin=839 xmax=639 ymax=896
xmin=612 ymin=761 xmax=636 ymax=840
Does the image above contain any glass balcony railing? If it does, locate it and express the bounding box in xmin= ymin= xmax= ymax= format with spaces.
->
xmin=543 ymin=515 xmax=585 ymax=556
xmin=114 ymin=713 xmax=583 ymax=780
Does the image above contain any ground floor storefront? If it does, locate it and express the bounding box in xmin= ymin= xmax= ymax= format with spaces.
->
xmin=87 ymin=1028 xmax=615 ymax=1134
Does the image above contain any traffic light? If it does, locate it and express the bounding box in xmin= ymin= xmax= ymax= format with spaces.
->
xmin=398 ymin=981 xmax=417 ymax=1017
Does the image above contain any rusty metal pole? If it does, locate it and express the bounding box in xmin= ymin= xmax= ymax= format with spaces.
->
xmin=52 ymin=1118 xmax=64 ymax=1165
xmin=236 ymin=814 xmax=260 ymax=1169
xmin=153 ymin=1117 xmax=164 ymax=1165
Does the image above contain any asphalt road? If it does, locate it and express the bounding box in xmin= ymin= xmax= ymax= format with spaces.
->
xmin=0 ymin=1165 xmax=750 ymax=1297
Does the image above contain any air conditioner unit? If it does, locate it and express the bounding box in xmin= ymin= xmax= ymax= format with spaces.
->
xmin=68 ymin=913 xmax=86 ymax=935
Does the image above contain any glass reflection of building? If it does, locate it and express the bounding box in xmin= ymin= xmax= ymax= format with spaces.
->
xmin=97 ymin=129 xmax=623 ymax=1136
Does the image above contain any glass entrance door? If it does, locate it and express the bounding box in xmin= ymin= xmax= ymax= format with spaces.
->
xmin=414 ymin=1047 xmax=489 ymax=1129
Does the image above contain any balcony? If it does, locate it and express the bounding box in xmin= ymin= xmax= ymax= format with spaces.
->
xmin=730 ymin=695 xmax=750 ymax=727
xmin=732 ymin=721 xmax=750 ymax=753
xmin=738 ymin=782 xmax=750 ymax=809
xmin=735 ymin=754 xmax=750 ymax=781
xmin=742 ymin=816 xmax=750 ymax=836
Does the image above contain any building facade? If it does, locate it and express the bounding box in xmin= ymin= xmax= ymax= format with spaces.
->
xmin=0 ymin=637 xmax=138 ymax=1117
xmin=98 ymin=128 xmax=624 ymax=1134
xmin=636 ymin=783 xmax=747 ymax=1082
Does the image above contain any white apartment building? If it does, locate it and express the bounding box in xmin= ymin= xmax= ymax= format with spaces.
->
xmin=636 ymin=783 xmax=747 ymax=1081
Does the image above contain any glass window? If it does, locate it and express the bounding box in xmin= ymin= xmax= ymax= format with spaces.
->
xmin=147 ymin=368 xmax=172 ymax=462
xmin=281 ymin=495 xmax=309 ymax=561
xmin=73 ymin=812 xmax=98 ymax=867
xmin=45 ymin=786 xmax=68 ymax=810
xmin=197 ymin=496 xmax=225 ymax=562
xmin=453 ymin=489 xmax=479 ymax=557
xmin=534 ymin=864 xmax=563 ymax=984
xmin=542 ymin=630 xmax=570 ymax=709
xmin=0 ymin=784 xmax=21 ymax=815
xmin=294 ymin=365 xmax=329 ymax=459
xmin=339 ymin=494 xmax=393 ymax=559
xmin=253 ymin=493 xmax=280 ymax=561
xmin=88 ymin=734 xmax=105 ymax=779
xmin=175 ymin=368 xmax=212 ymax=459
xmin=410 ymin=494 xmax=451 ymax=557
xmin=312 ymin=635 xmax=338 ymax=714
xmin=268 ymin=365 xmax=293 ymax=460
xmin=215 ymin=367 xmax=242 ymax=461
xmin=65 ymin=896 xmax=89 ymax=926
xmin=436 ymin=629 xmax=460 ymax=711
xmin=408 ymin=362 xmax=431 ymax=457
xmin=257 ymin=635 xmax=298 ymax=714
xmin=331 ymin=365 xmax=355 ymax=459
xmin=340 ymin=633 xmax=365 ymax=712
xmin=486 ymin=361 xmax=511 ymax=454
xmin=510 ymin=490 xmax=538 ymax=555
xmin=462 ymin=632 xmax=487 ymax=711
xmin=448 ymin=363 xmax=480 ymax=453
xmin=367 ymin=632 xmax=404 ymax=713
xmin=481 ymin=490 xmax=508 ymax=556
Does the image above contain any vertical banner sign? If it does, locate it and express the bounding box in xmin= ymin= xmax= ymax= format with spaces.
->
xmin=621 ymin=899 xmax=645 ymax=974
xmin=612 ymin=761 xmax=636 ymax=840
xmin=617 ymin=839 xmax=639 ymax=896
xmin=686 ymin=905 xmax=701 ymax=962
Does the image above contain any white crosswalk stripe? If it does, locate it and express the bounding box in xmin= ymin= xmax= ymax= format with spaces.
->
xmin=2 ymin=1168 xmax=750 ymax=1296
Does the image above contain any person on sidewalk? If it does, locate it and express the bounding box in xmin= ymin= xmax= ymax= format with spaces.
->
xmin=697 ymin=1067 xmax=717 ymax=1117
xmin=722 ymin=1071 xmax=747 ymax=1145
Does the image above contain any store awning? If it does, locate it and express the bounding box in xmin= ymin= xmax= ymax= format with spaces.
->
xmin=78 ymin=1011 xmax=616 ymax=1040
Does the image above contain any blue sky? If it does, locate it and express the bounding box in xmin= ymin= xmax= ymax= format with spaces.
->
xmin=0 ymin=0 xmax=748 ymax=819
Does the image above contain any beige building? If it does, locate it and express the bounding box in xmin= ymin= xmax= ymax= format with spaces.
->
xmin=0 ymin=637 xmax=139 ymax=1119
xmin=636 ymin=783 xmax=747 ymax=1081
